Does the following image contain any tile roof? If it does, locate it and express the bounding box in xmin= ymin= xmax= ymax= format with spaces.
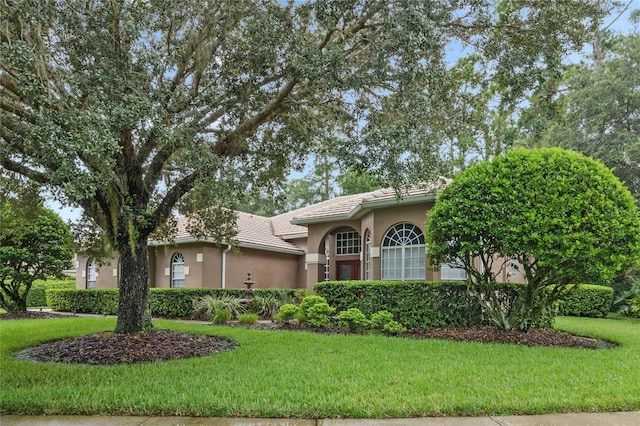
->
xmin=151 ymin=178 xmax=450 ymax=252
xmin=153 ymin=212 xmax=304 ymax=255
xmin=290 ymin=179 xmax=450 ymax=225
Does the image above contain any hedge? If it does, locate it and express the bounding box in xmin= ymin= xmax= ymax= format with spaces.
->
xmin=314 ymin=281 xmax=560 ymax=328
xmin=557 ymin=284 xmax=614 ymax=318
xmin=314 ymin=281 xmax=483 ymax=328
xmin=27 ymin=278 xmax=75 ymax=307
xmin=46 ymin=288 xmax=300 ymax=318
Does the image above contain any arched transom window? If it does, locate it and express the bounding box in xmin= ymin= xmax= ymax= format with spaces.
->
xmin=171 ymin=252 xmax=185 ymax=288
xmin=381 ymin=223 xmax=425 ymax=280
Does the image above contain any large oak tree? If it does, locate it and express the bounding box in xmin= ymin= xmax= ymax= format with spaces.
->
xmin=1 ymin=0 xmax=604 ymax=332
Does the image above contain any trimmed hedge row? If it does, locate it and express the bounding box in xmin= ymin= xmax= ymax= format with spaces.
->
xmin=315 ymin=281 xmax=484 ymax=328
xmin=315 ymin=281 xmax=603 ymax=328
xmin=27 ymin=279 xmax=76 ymax=307
xmin=557 ymin=284 xmax=613 ymax=318
xmin=46 ymin=288 xmax=301 ymax=318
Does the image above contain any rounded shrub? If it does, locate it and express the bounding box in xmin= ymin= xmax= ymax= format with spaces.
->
xmin=275 ymin=303 xmax=299 ymax=323
xmin=383 ymin=320 xmax=407 ymax=335
xmin=337 ymin=308 xmax=369 ymax=332
xmin=297 ymin=295 xmax=329 ymax=322
xmin=369 ymin=310 xmax=395 ymax=331
xmin=306 ymin=302 xmax=335 ymax=327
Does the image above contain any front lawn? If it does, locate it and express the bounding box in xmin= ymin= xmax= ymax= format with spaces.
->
xmin=1 ymin=315 xmax=639 ymax=418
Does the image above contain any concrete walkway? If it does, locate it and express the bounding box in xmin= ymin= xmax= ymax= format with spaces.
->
xmin=2 ymin=412 xmax=639 ymax=426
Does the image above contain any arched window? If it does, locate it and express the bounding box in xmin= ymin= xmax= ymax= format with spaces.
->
xmin=381 ymin=223 xmax=425 ymax=280
xmin=364 ymin=230 xmax=371 ymax=280
xmin=171 ymin=252 xmax=185 ymax=288
xmin=87 ymin=259 xmax=97 ymax=289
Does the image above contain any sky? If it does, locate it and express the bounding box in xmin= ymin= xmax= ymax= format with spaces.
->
xmin=46 ymin=2 xmax=640 ymax=222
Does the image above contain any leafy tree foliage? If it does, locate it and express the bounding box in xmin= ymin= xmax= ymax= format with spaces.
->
xmin=0 ymin=0 xmax=604 ymax=332
xmin=0 ymin=201 xmax=73 ymax=312
xmin=535 ymin=32 xmax=640 ymax=202
xmin=426 ymin=148 xmax=640 ymax=331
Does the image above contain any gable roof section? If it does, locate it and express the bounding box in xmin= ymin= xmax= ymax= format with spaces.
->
xmin=148 ymin=178 xmax=450 ymax=251
xmin=290 ymin=179 xmax=450 ymax=225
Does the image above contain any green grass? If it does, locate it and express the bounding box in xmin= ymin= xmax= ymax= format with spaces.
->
xmin=1 ymin=315 xmax=639 ymax=418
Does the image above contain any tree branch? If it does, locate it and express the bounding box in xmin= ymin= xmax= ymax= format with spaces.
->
xmin=215 ymin=79 xmax=297 ymax=156
xmin=0 ymin=157 xmax=51 ymax=186
xmin=148 ymin=172 xmax=198 ymax=235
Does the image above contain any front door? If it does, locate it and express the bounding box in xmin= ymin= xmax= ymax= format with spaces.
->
xmin=337 ymin=260 xmax=361 ymax=280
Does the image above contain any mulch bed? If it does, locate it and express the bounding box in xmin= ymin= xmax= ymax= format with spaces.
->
xmin=239 ymin=321 xmax=617 ymax=350
xmin=4 ymin=311 xmax=615 ymax=366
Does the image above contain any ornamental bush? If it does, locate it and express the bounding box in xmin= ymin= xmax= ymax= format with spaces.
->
xmin=337 ymin=308 xmax=369 ymax=332
xmin=425 ymin=148 xmax=640 ymax=331
xmin=557 ymin=285 xmax=613 ymax=318
xmin=369 ymin=310 xmax=395 ymax=331
xmin=297 ymin=295 xmax=329 ymax=322
xmin=306 ymin=302 xmax=335 ymax=327
xmin=275 ymin=304 xmax=299 ymax=323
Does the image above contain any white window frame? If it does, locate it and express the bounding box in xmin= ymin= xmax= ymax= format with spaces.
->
xmin=440 ymin=261 xmax=468 ymax=281
xmin=335 ymin=230 xmax=361 ymax=256
xmin=381 ymin=223 xmax=426 ymax=281
xmin=87 ymin=259 xmax=97 ymax=289
xmin=171 ymin=252 xmax=186 ymax=288
xmin=364 ymin=230 xmax=371 ymax=280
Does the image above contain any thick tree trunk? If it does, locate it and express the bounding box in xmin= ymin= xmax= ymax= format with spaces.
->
xmin=114 ymin=238 xmax=153 ymax=333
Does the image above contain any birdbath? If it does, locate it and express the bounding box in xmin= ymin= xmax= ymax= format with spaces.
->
xmin=243 ymin=271 xmax=255 ymax=290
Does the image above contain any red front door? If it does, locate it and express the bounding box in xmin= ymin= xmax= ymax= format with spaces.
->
xmin=337 ymin=260 xmax=361 ymax=280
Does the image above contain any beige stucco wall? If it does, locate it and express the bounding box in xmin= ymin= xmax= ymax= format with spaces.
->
xmin=303 ymin=201 xmax=445 ymax=288
xmin=75 ymin=255 xmax=119 ymax=289
xmin=151 ymin=243 xmax=207 ymax=288
xmin=225 ymin=247 xmax=302 ymax=289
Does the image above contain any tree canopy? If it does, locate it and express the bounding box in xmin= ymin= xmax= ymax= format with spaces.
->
xmin=533 ymin=32 xmax=640 ymax=202
xmin=425 ymin=148 xmax=640 ymax=331
xmin=0 ymin=0 xmax=605 ymax=332
xmin=0 ymin=200 xmax=73 ymax=312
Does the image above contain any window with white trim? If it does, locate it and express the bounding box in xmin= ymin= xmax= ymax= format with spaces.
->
xmin=381 ymin=223 xmax=426 ymax=280
xmin=440 ymin=261 xmax=467 ymax=281
xmin=324 ymin=247 xmax=330 ymax=281
xmin=171 ymin=252 xmax=186 ymax=288
xmin=364 ymin=230 xmax=371 ymax=280
xmin=336 ymin=230 xmax=361 ymax=255
xmin=87 ymin=259 xmax=97 ymax=289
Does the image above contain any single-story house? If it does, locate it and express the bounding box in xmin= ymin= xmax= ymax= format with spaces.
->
xmin=75 ymin=180 xmax=525 ymax=291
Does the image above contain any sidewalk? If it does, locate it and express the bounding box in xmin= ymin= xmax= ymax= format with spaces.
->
xmin=2 ymin=412 xmax=640 ymax=426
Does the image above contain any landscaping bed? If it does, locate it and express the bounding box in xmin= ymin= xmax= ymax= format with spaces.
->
xmin=3 ymin=311 xmax=614 ymax=366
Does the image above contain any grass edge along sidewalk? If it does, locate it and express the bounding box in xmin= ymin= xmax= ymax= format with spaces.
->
xmin=1 ymin=315 xmax=639 ymax=418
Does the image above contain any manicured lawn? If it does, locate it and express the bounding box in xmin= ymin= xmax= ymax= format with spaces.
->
xmin=1 ymin=315 xmax=639 ymax=418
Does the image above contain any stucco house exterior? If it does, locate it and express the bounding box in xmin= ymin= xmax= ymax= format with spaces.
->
xmin=76 ymin=180 xmax=524 ymax=291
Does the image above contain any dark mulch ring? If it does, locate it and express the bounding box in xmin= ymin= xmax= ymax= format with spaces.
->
xmin=6 ymin=312 xmax=616 ymax=366
xmin=240 ymin=321 xmax=617 ymax=350
xmin=15 ymin=329 xmax=238 ymax=365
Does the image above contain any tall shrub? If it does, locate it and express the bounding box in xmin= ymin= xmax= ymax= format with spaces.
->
xmin=426 ymin=148 xmax=640 ymax=331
